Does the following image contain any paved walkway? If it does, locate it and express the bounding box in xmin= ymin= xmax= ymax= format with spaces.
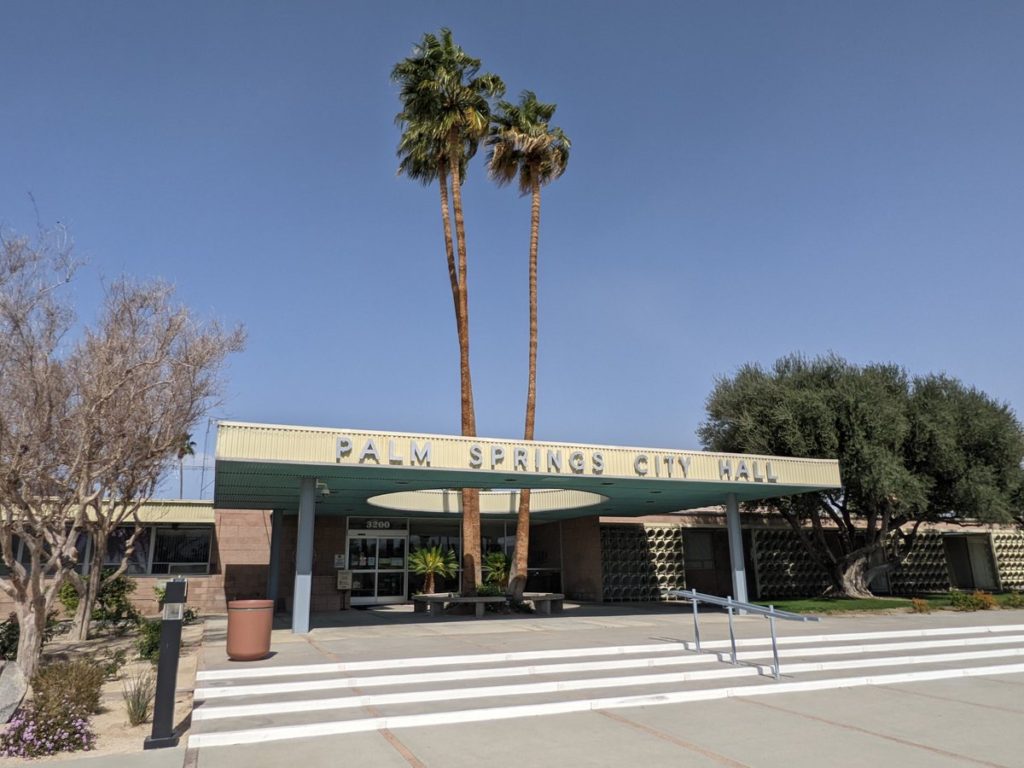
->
xmin=183 ymin=604 xmax=1024 ymax=767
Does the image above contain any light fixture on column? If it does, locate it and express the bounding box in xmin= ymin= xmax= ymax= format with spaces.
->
xmin=315 ymin=480 xmax=330 ymax=496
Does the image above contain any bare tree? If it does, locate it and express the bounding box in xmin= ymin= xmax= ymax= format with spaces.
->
xmin=0 ymin=228 xmax=244 ymax=671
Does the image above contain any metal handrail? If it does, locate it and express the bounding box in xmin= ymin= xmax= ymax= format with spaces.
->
xmin=667 ymin=588 xmax=821 ymax=680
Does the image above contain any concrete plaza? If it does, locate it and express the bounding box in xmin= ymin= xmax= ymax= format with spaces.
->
xmin=180 ymin=603 xmax=1024 ymax=768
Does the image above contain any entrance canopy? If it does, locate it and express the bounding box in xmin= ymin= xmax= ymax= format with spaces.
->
xmin=214 ymin=421 xmax=841 ymax=519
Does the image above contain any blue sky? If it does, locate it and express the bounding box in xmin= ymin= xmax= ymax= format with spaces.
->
xmin=2 ymin=2 xmax=1022 ymax=498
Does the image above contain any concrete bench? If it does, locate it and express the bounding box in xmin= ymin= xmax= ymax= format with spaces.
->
xmin=412 ymin=594 xmax=508 ymax=618
xmin=521 ymin=593 xmax=565 ymax=615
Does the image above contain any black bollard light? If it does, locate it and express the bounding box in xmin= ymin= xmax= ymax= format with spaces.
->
xmin=144 ymin=578 xmax=187 ymax=750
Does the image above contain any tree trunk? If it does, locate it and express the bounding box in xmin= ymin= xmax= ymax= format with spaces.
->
xmin=71 ymin=541 xmax=106 ymax=641
xmin=835 ymin=554 xmax=876 ymax=599
xmin=14 ymin=600 xmax=47 ymax=681
xmin=449 ymin=139 xmax=480 ymax=595
xmin=509 ymin=178 xmax=542 ymax=601
xmin=424 ymin=572 xmax=435 ymax=595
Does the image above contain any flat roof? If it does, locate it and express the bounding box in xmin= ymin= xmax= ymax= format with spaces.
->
xmin=214 ymin=421 xmax=841 ymax=520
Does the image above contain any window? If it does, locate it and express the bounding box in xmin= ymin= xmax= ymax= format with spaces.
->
xmin=150 ymin=527 xmax=212 ymax=575
xmin=104 ymin=527 xmax=150 ymax=575
xmin=684 ymin=531 xmax=716 ymax=570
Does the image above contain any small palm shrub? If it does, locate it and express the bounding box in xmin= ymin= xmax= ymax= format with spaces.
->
xmin=409 ymin=546 xmax=458 ymax=594
xmin=475 ymin=583 xmax=504 ymax=597
xmin=122 ymin=670 xmax=156 ymax=725
xmin=483 ymin=551 xmax=510 ymax=590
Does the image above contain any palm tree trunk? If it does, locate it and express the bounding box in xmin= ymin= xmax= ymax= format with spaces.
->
xmin=448 ymin=139 xmax=481 ymax=594
xmin=437 ymin=160 xmax=462 ymax=330
xmin=509 ymin=178 xmax=542 ymax=600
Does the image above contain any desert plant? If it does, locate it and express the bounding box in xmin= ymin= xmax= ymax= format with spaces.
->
xmin=409 ymin=546 xmax=458 ymax=594
xmin=1004 ymin=591 xmax=1024 ymax=609
xmin=0 ymin=702 xmax=95 ymax=758
xmin=59 ymin=571 xmax=140 ymax=631
xmin=33 ymin=658 xmax=107 ymax=715
xmin=910 ymin=597 xmax=932 ymax=614
xmin=949 ymin=589 xmax=975 ymax=611
xmin=973 ymin=590 xmax=998 ymax=610
xmin=950 ymin=589 xmax=997 ymax=611
xmin=98 ymin=648 xmax=129 ymax=680
xmin=136 ymin=618 xmax=162 ymax=662
xmin=122 ymin=670 xmax=156 ymax=725
xmin=483 ymin=551 xmax=510 ymax=590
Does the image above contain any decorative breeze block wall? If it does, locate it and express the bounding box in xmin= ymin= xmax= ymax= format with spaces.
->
xmin=993 ymin=532 xmax=1024 ymax=591
xmin=599 ymin=524 xmax=685 ymax=602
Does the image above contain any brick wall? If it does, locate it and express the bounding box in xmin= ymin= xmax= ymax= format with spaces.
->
xmin=276 ymin=514 xmax=348 ymax=612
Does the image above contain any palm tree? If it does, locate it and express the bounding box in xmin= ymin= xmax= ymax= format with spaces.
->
xmin=177 ymin=433 xmax=196 ymax=499
xmin=487 ymin=91 xmax=570 ymax=599
xmin=393 ymin=30 xmax=504 ymax=594
xmin=409 ymin=546 xmax=459 ymax=595
xmin=483 ymin=550 xmax=511 ymax=590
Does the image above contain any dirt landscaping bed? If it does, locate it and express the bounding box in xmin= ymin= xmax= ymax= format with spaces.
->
xmin=0 ymin=618 xmax=205 ymax=764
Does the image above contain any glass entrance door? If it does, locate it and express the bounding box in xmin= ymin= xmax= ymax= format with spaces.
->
xmin=347 ymin=532 xmax=408 ymax=605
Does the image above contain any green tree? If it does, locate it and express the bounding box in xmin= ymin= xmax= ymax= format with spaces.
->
xmin=699 ymin=354 xmax=1024 ymax=597
xmin=392 ymin=29 xmax=504 ymax=594
xmin=408 ymin=546 xmax=458 ymax=595
xmin=487 ymin=91 xmax=570 ymax=599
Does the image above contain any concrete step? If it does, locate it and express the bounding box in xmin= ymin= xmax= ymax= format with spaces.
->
xmin=189 ymin=623 xmax=1024 ymax=749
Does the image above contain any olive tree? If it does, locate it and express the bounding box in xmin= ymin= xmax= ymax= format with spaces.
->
xmin=700 ymin=354 xmax=1024 ymax=598
xmin=0 ymin=227 xmax=244 ymax=672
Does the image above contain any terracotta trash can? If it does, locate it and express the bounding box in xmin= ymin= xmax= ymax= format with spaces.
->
xmin=226 ymin=599 xmax=274 ymax=661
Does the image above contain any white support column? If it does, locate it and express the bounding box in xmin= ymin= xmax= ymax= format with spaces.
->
xmin=725 ymin=493 xmax=749 ymax=604
xmin=266 ymin=509 xmax=283 ymax=606
xmin=292 ymin=479 xmax=316 ymax=634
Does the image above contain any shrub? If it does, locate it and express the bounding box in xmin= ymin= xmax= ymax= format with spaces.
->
xmin=122 ymin=670 xmax=156 ymax=726
xmin=183 ymin=606 xmax=200 ymax=625
xmin=33 ymin=659 xmax=107 ymax=715
xmin=0 ymin=611 xmax=64 ymax=660
xmin=950 ymin=589 xmax=997 ymax=611
xmin=98 ymin=648 xmax=129 ymax=680
xmin=910 ymin=598 xmax=932 ymax=614
xmin=137 ymin=618 xmax=162 ymax=662
xmin=0 ymin=614 xmax=18 ymax=660
xmin=59 ymin=571 xmax=141 ymax=630
xmin=1003 ymin=591 xmax=1024 ymax=609
xmin=0 ymin=702 xmax=95 ymax=758
xmin=474 ymin=583 xmax=504 ymax=597
xmin=973 ymin=590 xmax=997 ymax=610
